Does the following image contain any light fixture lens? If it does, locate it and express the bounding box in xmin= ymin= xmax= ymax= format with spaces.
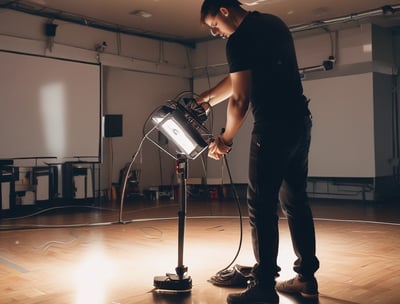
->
xmin=161 ymin=119 xmax=197 ymax=155
xmin=150 ymin=103 xmax=210 ymax=159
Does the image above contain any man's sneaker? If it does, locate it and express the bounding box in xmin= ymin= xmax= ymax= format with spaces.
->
xmin=227 ymin=281 xmax=279 ymax=304
xmin=275 ymin=275 xmax=318 ymax=298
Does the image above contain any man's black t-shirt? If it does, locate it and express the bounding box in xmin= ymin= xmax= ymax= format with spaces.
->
xmin=226 ymin=11 xmax=308 ymax=125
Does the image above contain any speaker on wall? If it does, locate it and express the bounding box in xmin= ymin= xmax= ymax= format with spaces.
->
xmin=104 ymin=114 xmax=123 ymax=137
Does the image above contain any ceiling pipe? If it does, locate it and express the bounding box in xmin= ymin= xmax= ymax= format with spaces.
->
xmin=1 ymin=1 xmax=399 ymax=46
xmin=290 ymin=4 xmax=400 ymax=33
xmin=297 ymin=5 xmax=400 ymax=77
xmin=0 ymin=0 xmax=197 ymax=48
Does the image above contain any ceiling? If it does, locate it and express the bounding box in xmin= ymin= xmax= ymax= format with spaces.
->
xmin=1 ymin=0 xmax=400 ymax=45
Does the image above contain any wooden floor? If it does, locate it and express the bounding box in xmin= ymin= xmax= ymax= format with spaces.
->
xmin=0 ymin=197 xmax=399 ymax=304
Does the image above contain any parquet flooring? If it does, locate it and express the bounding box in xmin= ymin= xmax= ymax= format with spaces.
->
xmin=0 ymin=198 xmax=399 ymax=304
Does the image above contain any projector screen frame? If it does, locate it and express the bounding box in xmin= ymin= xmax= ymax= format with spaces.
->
xmin=0 ymin=50 xmax=103 ymax=165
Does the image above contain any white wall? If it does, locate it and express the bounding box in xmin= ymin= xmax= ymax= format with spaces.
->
xmin=304 ymin=73 xmax=375 ymax=177
xmin=102 ymin=67 xmax=190 ymax=191
xmin=1 ymin=8 xmax=399 ymax=197
xmin=193 ymin=24 xmax=399 ymax=184
xmin=0 ymin=9 xmax=193 ymax=194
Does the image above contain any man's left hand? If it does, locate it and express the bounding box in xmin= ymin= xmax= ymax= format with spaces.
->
xmin=208 ymin=136 xmax=232 ymax=160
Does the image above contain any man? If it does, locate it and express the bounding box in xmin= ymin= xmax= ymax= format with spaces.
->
xmin=197 ymin=1 xmax=320 ymax=303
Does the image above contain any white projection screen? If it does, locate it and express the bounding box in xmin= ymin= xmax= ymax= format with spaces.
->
xmin=303 ymin=73 xmax=375 ymax=178
xmin=0 ymin=51 xmax=101 ymax=163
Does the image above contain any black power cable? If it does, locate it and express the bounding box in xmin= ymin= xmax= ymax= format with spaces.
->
xmin=208 ymin=155 xmax=252 ymax=287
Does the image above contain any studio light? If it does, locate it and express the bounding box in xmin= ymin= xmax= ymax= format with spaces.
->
xmin=118 ymin=93 xmax=212 ymax=292
xmin=149 ymin=99 xmax=211 ymax=160
xmin=147 ymin=95 xmax=212 ymax=293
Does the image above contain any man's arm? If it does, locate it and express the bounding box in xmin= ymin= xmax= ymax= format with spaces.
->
xmin=220 ymin=69 xmax=251 ymax=144
xmin=208 ymin=69 xmax=252 ymax=160
xmin=197 ymin=76 xmax=232 ymax=107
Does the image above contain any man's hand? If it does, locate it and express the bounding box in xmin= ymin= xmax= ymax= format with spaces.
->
xmin=208 ymin=135 xmax=232 ymax=160
xmin=195 ymin=97 xmax=211 ymax=111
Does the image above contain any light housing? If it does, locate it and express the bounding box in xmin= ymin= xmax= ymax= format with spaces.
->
xmin=150 ymin=102 xmax=210 ymax=159
xmin=148 ymin=97 xmax=211 ymax=293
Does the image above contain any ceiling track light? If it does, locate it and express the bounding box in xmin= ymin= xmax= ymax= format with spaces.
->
xmin=131 ymin=10 xmax=152 ymax=18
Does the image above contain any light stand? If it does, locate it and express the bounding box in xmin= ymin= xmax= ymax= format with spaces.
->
xmin=153 ymin=153 xmax=192 ymax=292
xmin=147 ymin=96 xmax=212 ymax=293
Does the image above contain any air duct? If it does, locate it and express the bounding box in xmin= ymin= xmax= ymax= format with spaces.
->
xmin=290 ymin=4 xmax=400 ymax=33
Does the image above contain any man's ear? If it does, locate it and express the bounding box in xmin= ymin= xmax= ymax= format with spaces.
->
xmin=219 ymin=7 xmax=229 ymax=17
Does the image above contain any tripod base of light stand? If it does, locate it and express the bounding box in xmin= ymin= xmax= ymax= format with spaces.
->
xmin=153 ymin=273 xmax=192 ymax=293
